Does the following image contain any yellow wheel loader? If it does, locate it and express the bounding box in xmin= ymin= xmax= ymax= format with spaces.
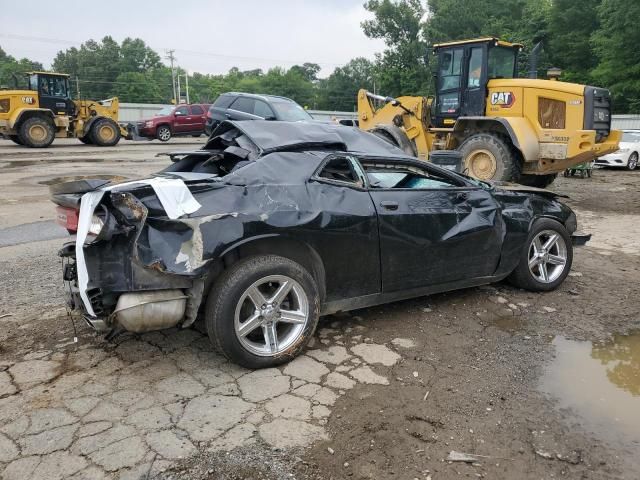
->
xmin=0 ymin=72 xmax=127 ymax=148
xmin=358 ymin=38 xmax=621 ymax=187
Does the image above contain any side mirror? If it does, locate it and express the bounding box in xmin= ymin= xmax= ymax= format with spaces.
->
xmin=264 ymin=115 xmax=277 ymax=121
xmin=174 ymin=111 xmax=183 ymax=116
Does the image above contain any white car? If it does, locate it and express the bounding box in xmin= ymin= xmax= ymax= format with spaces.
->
xmin=595 ymin=130 xmax=640 ymax=170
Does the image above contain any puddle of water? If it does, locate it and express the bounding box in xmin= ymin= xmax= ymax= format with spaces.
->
xmin=540 ymin=333 xmax=640 ymax=452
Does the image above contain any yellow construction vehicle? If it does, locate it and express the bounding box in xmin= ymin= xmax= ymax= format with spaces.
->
xmin=358 ymin=38 xmax=621 ymax=187
xmin=0 ymin=71 xmax=126 ymax=148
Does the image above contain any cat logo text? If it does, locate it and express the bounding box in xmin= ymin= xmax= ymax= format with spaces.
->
xmin=490 ymin=92 xmax=515 ymax=108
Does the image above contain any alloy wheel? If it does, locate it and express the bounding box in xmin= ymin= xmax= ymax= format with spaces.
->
xmin=234 ymin=275 xmax=309 ymax=356
xmin=628 ymin=153 xmax=638 ymax=171
xmin=528 ymin=229 xmax=568 ymax=283
xmin=158 ymin=127 xmax=171 ymax=141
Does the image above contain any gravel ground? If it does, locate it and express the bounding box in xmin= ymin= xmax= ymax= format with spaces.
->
xmin=0 ymin=138 xmax=638 ymax=480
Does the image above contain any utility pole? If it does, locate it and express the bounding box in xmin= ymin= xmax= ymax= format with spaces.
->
xmin=177 ymin=72 xmax=181 ymax=104
xmin=165 ymin=49 xmax=177 ymax=104
xmin=75 ymin=75 xmax=80 ymax=99
xmin=184 ymin=72 xmax=189 ymax=104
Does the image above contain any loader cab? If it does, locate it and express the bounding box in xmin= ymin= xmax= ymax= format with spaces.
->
xmin=432 ymin=38 xmax=521 ymax=127
xmin=27 ymin=72 xmax=76 ymax=117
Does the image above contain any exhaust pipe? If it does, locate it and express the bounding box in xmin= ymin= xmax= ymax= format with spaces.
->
xmin=528 ymin=41 xmax=544 ymax=79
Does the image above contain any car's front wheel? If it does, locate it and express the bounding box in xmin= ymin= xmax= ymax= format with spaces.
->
xmin=156 ymin=125 xmax=172 ymax=142
xmin=205 ymin=255 xmax=320 ymax=368
xmin=627 ymin=152 xmax=638 ymax=171
xmin=507 ymin=218 xmax=573 ymax=291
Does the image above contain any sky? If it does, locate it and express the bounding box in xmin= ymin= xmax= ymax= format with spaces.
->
xmin=1 ymin=0 xmax=387 ymax=78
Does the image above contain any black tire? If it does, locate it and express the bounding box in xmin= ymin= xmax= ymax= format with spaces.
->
xmin=156 ymin=125 xmax=172 ymax=142
xmin=627 ymin=152 xmax=638 ymax=171
xmin=519 ymin=173 xmax=558 ymax=188
xmin=458 ymin=133 xmax=520 ymax=182
xmin=507 ymin=218 xmax=573 ymax=292
xmin=79 ymin=135 xmax=93 ymax=145
xmin=89 ymin=118 xmax=120 ymax=147
xmin=8 ymin=135 xmax=23 ymax=145
xmin=205 ymin=255 xmax=320 ymax=369
xmin=18 ymin=116 xmax=55 ymax=148
xmin=191 ymin=134 xmax=201 ymax=138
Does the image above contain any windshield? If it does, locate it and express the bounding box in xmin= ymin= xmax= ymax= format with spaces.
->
xmin=622 ymin=131 xmax=640 ymax=142
xmin=155 ymin=106 xmax=174 ymax=116
xmin=488 ymin=47 xmax=516 ymax=79
xmin=271 ymin=101 xmax=313 ymax=122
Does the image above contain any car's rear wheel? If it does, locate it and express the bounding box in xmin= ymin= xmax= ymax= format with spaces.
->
xmin=507 ymin=218 xmax=573 ymax=291
xmin=157 ymin=125 xmax=171 ymax=142
xmin=205 ymin=255 xmax=320 ymax=368
xmin=627 ymin=152 xmax=638 ymax=170
xmin=18 ymin=116 xmax=55 ymax=148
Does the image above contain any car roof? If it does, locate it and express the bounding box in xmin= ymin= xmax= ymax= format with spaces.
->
xmin=205 ymin=120 xmax=408 ymax=157
xmin=223 ymin=92 xmax=297 ymax=103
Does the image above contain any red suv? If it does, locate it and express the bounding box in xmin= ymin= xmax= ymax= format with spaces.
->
xmin=136 ymin=104 xmax=211 ymax=141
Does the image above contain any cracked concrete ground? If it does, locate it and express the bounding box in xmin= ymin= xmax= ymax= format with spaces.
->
xmin=1 ymin=140 xmax=639 ymax=479
xmin=0 ymin=317 xmax=407 ymax=479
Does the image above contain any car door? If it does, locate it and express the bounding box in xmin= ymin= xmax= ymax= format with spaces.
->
xmin=361 ymin=158 xmax=504 ymax=292
xmin=190 ymin=105 xmax=206 ymax=132
xmin=305 ymin=155 xmax=381 ymax=302
xmin=173 ymin=105 xmax=191 ymax=133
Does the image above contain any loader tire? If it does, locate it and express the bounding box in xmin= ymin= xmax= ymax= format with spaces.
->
xmin=79 ymin=135 xmax=93 ymax=145
xmin=18 ymin=116 xmax=55 ymax=148
xmin=8 ymin=135 xmax=23 ymax=145
xmin=458 ymin=133 xmax=520 ymax=182
xmin=519 ymin=173 xmax=557 ymax=188
xmin=90 ymin=118 xmax=121 ymax=147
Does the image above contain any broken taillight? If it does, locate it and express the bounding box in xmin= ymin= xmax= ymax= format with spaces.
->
xmin=56 ymin=206 xmax=79 ymax=233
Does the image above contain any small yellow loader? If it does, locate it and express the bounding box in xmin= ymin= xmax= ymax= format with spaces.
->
xmin=358 ymin=38 xmax=621 ymax=187
xmin=0 ymin=71 xmax=127 ymax=148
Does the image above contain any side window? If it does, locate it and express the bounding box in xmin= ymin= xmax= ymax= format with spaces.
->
xmin=175 ymin=106 xmax=189 ymax=115
xmin=317 ymin=157 xmax=362 ymax=186
xmin=362 ymin=162 xmax=464 ymax=189
xmin=439 ymin=48 xmax=463 ymax=92
xmin=467 ymin=47 xmax=483 ymax=88
xmin=254 ymin=100 xmax=275 ymax=119
xmin=213 ymin=94 xmax=234 ymax=109
xmin=190 ymin=105 xmax=204 ymax=115
xmin=230 ymin=97 xmax=256 ymax=114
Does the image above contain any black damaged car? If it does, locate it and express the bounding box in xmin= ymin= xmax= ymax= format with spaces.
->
xmin=51 ymin=120 xmax=587 ymax=368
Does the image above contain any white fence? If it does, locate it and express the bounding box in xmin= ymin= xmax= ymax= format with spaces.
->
xmin=119 ymin=103 xmax=171 ymax=122
xmin=611 ymin=115 xmax=640 ymax=130
xmin=119 ymin=103 xmax=638 ymax=129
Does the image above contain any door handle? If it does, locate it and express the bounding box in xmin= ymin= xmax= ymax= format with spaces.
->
xmin=225 ymin=113 xmax=232 ymax=119
xmin=380 ymin=200 xmax=399 ymax=211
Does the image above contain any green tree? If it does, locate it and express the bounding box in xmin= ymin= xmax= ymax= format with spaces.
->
xmin=52 ymin=36 xmax=166 ymax=102
xmin=592 ymin=0 xmax=640 ymax=112
xmin=0 ymin=46 xmax=43 ymax=89
xmin=317 ymin=57 xmax=376 ymax=110
xmin=362 ymin=0 xmax=431 ymax=97
xmin=547 ymin=0 xmax=600 ymax=83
